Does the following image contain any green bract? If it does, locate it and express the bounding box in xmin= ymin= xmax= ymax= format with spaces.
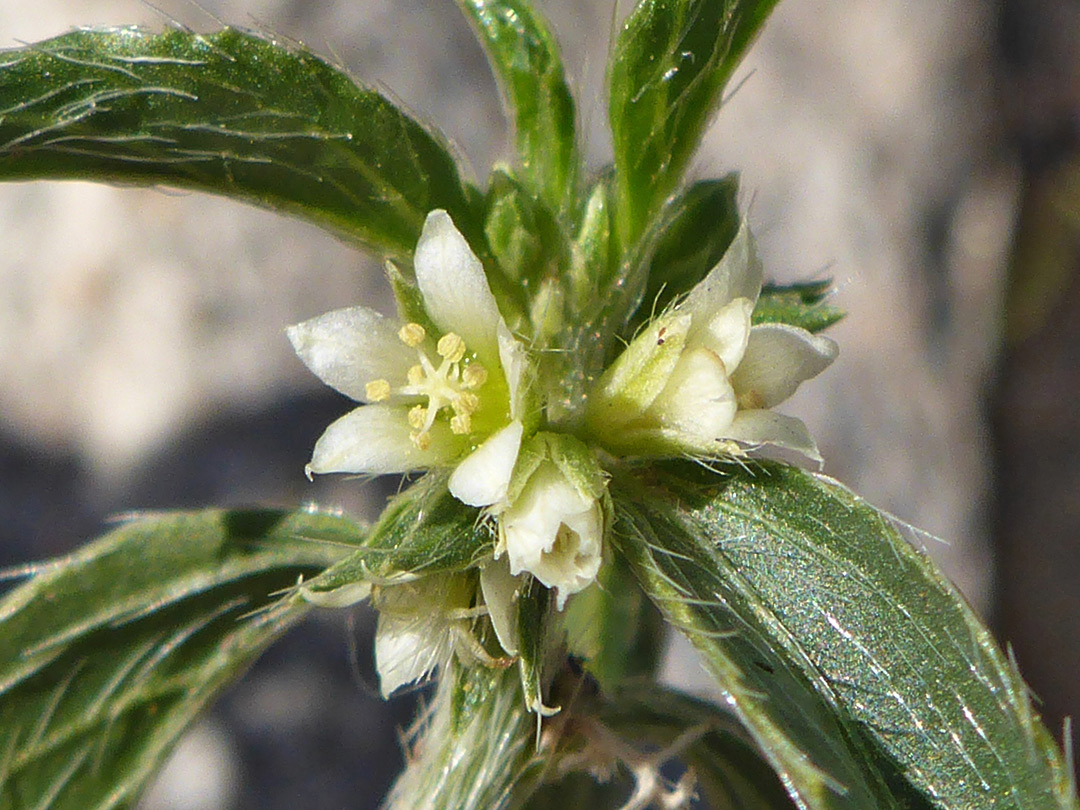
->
xmin=0 ymin=2 xmax=1075 ymax=810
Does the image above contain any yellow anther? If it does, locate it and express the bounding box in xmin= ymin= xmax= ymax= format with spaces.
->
xmin=408 ymin=405 xmax=427 ymax=430
xmin=365 ymin=379 xmax=391 ymax=402
xmin=436 ymin=332 xmax=466 ymax=363
xmin=453 ymin=392 xmax=480 ymax=415
xmin=407 ymin=364 xmax=425 ymax=386
xmin=399 ymin=322 xmax=426 ymax=347
xmin=462 ymin=363 xmax=488 ymax=389
xmin=410 ymin=431 xmax=432 ymax=450
xmin=450 ymin=413 xmax=472 ymax=435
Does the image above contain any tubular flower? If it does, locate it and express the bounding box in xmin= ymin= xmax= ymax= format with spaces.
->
xmin=496 ymin=433 xmax=607 ymax=610
xmin=287 ymin=210 xmax=528 ymax=508
xmin=585 ymin=223 xmax=838 ymax=463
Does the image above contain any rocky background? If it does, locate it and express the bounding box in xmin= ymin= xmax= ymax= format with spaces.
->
xmin=1 ymin=0 xmax=1076 ymax=806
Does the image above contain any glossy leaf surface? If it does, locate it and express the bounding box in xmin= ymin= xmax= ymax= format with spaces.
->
xmin=0 ymin=27 xmax=479 ymax=257
xmin=608 ymin=0 xmax=779 ymax=245
xmin=458 ymin=0 xmax=578 ymax=214
xmin=614 ymin=461 xmax=1078 ymax=809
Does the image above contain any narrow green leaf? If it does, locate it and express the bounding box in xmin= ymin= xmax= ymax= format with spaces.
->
xmin=609 ymin=0 xmax=780 ymax=245
xmin=457 ymin=0 xmax=578 ymax=214
xmin=485 ymin=169 xmax=549 ymax=290
xmin=540 ymin=179 xmax=616 ymax=428
xmin=0 ymin=508 xmax=363 ymax=810
xmin=483 ymin=167 xmax=570 ymax=334
xmin=308 ymin=470 xmax=494 ymax=594
xmin=615 ymin=461 xmax=1079 ymax=810
xmin=385 ymin=661 xmax=542 ymax=810
xmin=0 ymin=27 xmax=480 ymax=257
xmin=754 ymin=280 xmax=845 ymax=333
xmin=516 ymin=578 xmax=554 ymax=716
xmin=569 ymin=179 xmax=614 ymax=310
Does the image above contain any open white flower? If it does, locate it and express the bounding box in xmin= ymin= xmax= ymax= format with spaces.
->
xmin=585 ymin=223 xmax=837 ymax=462
xmin=287 ymin=210 xmax=528 ymax=508
xmin=496 ymin=434 xmax=606 ymax=610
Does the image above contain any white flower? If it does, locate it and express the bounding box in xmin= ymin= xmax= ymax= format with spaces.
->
xmin=496 ymin=435 xmax=606 ymax=610
xmin=287 ymin=210 xmax=528 ymax=507
xmin=373 ymin=574 xmax=501 ymax=697
xmin=585 ymin=223 xmax=837 ymax=462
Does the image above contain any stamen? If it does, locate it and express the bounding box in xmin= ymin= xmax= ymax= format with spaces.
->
xmin=453 ymin=392 xmax=480 ymax=415
xmin=399 ymin=322 xmax=426 ymax=347
xmin=365 ymin=379 xmax=391 ymax=402
xmin=462 ymin=363 xmax=488 ymax=389
xmin=408 ymin=405 xmax=427 ymax=429
xmin=437 ymin=332 xmax=466 ymax=363
xmin=394 ymin=327 xmax=489 ymax=442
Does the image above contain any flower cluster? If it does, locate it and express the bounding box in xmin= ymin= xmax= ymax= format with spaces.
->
xmin=585 ymin=223 xmax=837 ymax=463
xmin=289 ymin=210 xmax=835 ymax=696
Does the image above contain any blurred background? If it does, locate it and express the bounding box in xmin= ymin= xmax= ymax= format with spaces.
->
xmin=0 ymin=0 xmax=1077 ymax=806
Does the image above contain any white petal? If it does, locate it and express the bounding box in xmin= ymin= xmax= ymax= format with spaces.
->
xmin=529 ymin=502 xmax=603 ymax=610
xmin=307 ymin=404 xmax=455 ymax=476
xmin=414 ymin=210 xmax=502 ymax=362
xmin=680 ymin=222 xmax=763 ymax=325
xmin=731 ymin=324 xmax=838 ymax=408
xmin=502 ymin=464 xmax=587 ymax=574
xmin=448 ymin=420 xmax=524 ymax=507
xmin=697 ymin=297 xmax=753 ymax=372
xmin=646 ymin=347 xmax=738 ymax=451
xmin=374 ymin=604 xmax=449 ymax=698
xmin=480 ymin=557 xmax=521 ymax=655
xmin=723 ymin=409 xmax=822 ymax=463
xmin=286 ymin=307 xmax=414 ymax=402
xmin=500 ymin=461 xmax=602 ymax=608
xmin=497 ymin=321 xmax=527 ymax=420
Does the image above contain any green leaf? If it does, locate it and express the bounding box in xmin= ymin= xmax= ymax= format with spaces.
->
xmin=0 ymin=508 xmax=363 ymax=810
xmin=483 ymin=167 xmax=569 ymax=334
xmin=754 ymin=280 xmax=845 ymax=333
xmin=457 ymin=0 xmax=578 ymax=215
xmin=564 ymin=552 xmax=664 ymax=693
xmin=614 ymin=461 xmax=1079 ymax=810
xmin=485 ymin=169 xmax=550 ymax=290
xmin=569 ymin=178 xmax=614 ymax=310
xmin=516 ymin=577 xmax=554 ymax=715
xmin=385 ymin=661 xmax=542 ymax=810
xmin=609 ymin=0 xmax=780 ymax=246
xmin=308 ymin=470 xmax=494 ymax=595
xmin=0 ymin=27 xmax=480 ymax=258
xmin=636 ymin=174 xmax=741 ymax=324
